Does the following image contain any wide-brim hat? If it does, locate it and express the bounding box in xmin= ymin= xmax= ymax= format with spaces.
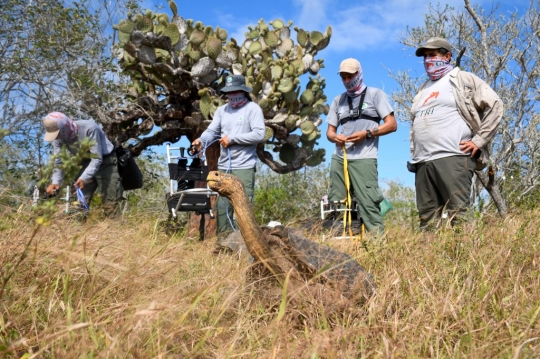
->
xmin=220 ymin=75 xmax=252 ymax=93
xmin=415 ymin=37 xmax=453 ymax=56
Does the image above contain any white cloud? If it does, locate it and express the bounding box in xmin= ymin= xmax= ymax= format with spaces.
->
xmin=300 ymin=0 xmax=469 ymax=53
xmin=293 ymin=0 xmax=334 ymax=30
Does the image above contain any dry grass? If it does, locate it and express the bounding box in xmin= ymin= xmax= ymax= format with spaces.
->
xmin=1 ymin=203 xmax=540 ymax=358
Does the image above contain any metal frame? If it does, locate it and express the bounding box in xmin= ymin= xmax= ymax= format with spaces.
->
xmin=166 ymin=144 xmax=218 ymax=219
xmin=320 ymin=198 xmax=363 ymax=240
xmin=320 ymin=199 xmax=358 ymax=220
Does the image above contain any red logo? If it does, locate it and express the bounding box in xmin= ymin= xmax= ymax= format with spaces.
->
xmin=422 ymin=91 xmax=439 ymax=105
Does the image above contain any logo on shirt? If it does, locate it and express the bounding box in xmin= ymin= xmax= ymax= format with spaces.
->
xmin=422 ymin=91 xmax=439 ymax=106
xmin=238 ymin=116 xmax=243 ymax=122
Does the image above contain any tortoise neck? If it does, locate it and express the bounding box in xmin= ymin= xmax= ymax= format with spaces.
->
xmin=228 ymin=188 xmax=272 ymax=262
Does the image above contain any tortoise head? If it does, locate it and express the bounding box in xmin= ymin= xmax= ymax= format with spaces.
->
xmin=206 ymin=171 xmax=244 ymax=199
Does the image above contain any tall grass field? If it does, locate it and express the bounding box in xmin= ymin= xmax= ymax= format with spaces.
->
xmin=1 ymin=183 xmax=539 ymax=358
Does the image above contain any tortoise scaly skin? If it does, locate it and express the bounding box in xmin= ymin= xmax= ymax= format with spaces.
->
xmin=207 ymin=171 xmax=375 ymax=302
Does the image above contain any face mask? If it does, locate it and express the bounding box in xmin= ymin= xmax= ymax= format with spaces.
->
xmin=342 ymin=72 xmax=366 ymax=97
xmin=227 ymin=92 xmax=248 ymax=109
xmin=424 ymin=56 xmax=453 ymax=81
xmin=46 ymin=112 xmax=78 ymax=142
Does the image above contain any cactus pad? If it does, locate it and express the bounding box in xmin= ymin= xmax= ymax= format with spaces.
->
xmin=316 ymin=36 xmax=330 ymax=51
xmin=296 ymin=28 xmax=308 ymax=47
xmin=248 ymin=41 xmax=262 ymax=55
xmin=138 ymin=45 xmax=157 ymax=64
xmin=163 ymin=24 xmax=180 ymax=45
xmin=285 ymin=115 xmax=298 ymax=131
xmin=309 ymin=31 xmax=324 ymax=46
xmin=188 ymin=50 xmax=202 ymax=62
xmin=191 ymin=57 xmax=215 ymax=77
xmin=118 ymin=30 xmax=131 ymax=44
xmin=270 ymin=19 xmax=284 ymax=30
xmin=118 ymin=20 xmax=135 ymax=34
xmin=190 ymin=29 xmax=205 ymax=45
xmin=278 ymin=39 xmax=293 ymax=55
xmin=264 ymin=31 xmax=279 ymax=48
xmin=299 ymin=106 xmax=313 ymax=117
xmin=135 ymin=17 xmax=153 ymax=33
xmin=300 ymin=120 xmax=315 ymax=135
xmin=305 ymin=155 xmax=322 ymax=167
xmin=199 ymin=92 xmax=213 ymax=120
xmin=279 ymin=143 xmax=296 ymax=163
xmin=264 ymin=126 xmax=274 ymax=141
xmin=169 ymin=0 xmax=178 ymax=17
xmin=232 ymin=62 xmax=244 ymax=75
xmin=206 ymin=35 xmax=222 ymax=59
xmin=277 ymin=78 xmax=294 ymax=93
xmin=249 ymin=29 xmax=259 ymax=40
xmin=300 ymin=89 xmax=314 ymax=105
xmin=271 ymin=65 xmax=283 ymax=80
xmin=217 ymin=28 xmax=228 ymax=41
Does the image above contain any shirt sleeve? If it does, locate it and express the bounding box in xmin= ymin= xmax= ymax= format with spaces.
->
xmin=373 ymin=89 xmax=394 ymax=119
xmin=471 ymin=75 xmax=503 ymax=149
xmin=51 ymin=141 xmax=64 ymax=185
xmin=78 ymin=127 xmax=104 ymax=183
xmin=326 ymin=96 xmax=341 ymax=127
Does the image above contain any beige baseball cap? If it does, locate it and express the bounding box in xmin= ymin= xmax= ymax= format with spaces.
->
xmin=338 ymin=58 xmax=361 ymax=74
xmin=43 ymin=117 xmax=60 ymax=141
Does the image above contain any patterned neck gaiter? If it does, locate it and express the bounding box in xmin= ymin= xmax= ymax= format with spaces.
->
xmin=227 ymin=92 xmax=248 ymax=109
xmin=424 ymin=56 xmax=454 ymax=81
xmin=47 ymin=112 xmax=79 ymax=142
xmin=342 ymin=72 xmax=367 ymax=97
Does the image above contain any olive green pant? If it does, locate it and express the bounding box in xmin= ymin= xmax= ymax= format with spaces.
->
xmin=329 ymin=155 xmax=384 ymax=233
xmin=79 ymin=153 xmax=124 ymax=216
xmin=415 ymin=155 xmax=475 ymax=230
xmin=217 ymin=168 xmax=255 ymax=233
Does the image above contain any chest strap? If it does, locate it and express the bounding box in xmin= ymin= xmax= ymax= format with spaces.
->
xmin=339 ymin=88 xmax=380 ymax=126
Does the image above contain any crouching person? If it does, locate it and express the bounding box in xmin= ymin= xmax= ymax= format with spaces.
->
xmin=42 ymin=112 xmax=124 ymax=217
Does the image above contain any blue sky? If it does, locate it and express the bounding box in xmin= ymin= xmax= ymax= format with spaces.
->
xmin=139 ymin=0 xmax=527 ymax=188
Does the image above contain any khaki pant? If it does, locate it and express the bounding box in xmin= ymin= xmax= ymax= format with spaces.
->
xmin=329 ymin=155 xmax=384 ymax=233
xmin=217 ymin=168 xmax=255 ymax=233
xmin=415 ymin=155 xmax=475 ymax=230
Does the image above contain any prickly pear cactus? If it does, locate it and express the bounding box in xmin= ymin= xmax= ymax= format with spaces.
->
xmin=107 ymin=0 xmax=331 ymax=172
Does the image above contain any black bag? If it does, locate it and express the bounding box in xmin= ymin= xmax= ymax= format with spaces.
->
xmin=116 ymin=146 xmax=143 ymax=190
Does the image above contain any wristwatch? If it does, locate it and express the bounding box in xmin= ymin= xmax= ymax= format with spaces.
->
xmin=366 ymin=129 xmax=373 ymax=139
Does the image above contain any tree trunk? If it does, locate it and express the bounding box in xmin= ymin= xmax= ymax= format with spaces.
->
xmin=186 ymin=141 xmax=220 ymax=240
xmin=476 ymin=166 xmax=508 ymax=218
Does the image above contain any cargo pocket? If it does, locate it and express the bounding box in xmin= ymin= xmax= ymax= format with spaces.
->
xmin=366 ymin=181 xmax=384 ymax=205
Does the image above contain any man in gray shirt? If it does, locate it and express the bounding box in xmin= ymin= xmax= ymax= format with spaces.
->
xmin=326 ymin=58 xmax=397 ymax=234
xmin=192 ymin=75 xmax=265 ymax=234
xmin=43 ymin=112 xmax=124 ymax=216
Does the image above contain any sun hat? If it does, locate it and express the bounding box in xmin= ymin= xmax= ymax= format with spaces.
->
xmin=220 ymin=75 xmax=252 ymax=93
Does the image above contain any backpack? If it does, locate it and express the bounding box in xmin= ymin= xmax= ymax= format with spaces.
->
xmin=116 ymin=145 xmax=143 ymax=190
